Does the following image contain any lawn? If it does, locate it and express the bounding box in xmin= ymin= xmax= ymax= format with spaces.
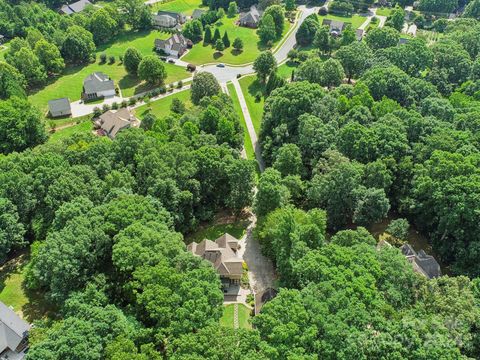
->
xmin=182 ymin=15 xmax=291 ymax=65
xmin=277 ymin=61 xmax=297 ymax=80
xmin=48 ymin=121 xmax=93 ymax=143
xmin=150 ymin=0 xmax=204 ymax=16
xmin=134 ymin=88 xmax=192 ymax=119
xmin=238 ymin=75 xmax=264 ymax=134
xmin=227 ymin=83 xmax=255 ymax=162
xmin=417 ymin=29 xmax=443 ymax=44
xmin=318 ymin=14 xmax=367 ymax=29
xmin=0 ymin=42 xmax=8 ymax=61
xmin=376 ymin=7 xmax=393 ymax=16
xmin=28 ymin=30 xmax=191 ymax=112
xmin=185 ymin=215 xmax=251 ymax=243
xmin=220 ymin=304 xmax=252 ymax=329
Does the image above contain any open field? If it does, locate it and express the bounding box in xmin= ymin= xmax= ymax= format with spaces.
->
xmin=134 ymin=88 xmax=192 ymax=119
xmin=182 ymin=15 xmax=291 ymax=65
xmin=318 ymin=14 xmax=366 ymax=29
xmin=219 ymin=304 xmax=252 ymax=329
xmin=28 ymin=30 xmax=191 ymax=112
xmin=150 ymin=0 xmax=204 ymax=15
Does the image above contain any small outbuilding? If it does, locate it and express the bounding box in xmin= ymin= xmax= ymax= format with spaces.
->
xmin=48 ymin=98 xmax=72 ymax=118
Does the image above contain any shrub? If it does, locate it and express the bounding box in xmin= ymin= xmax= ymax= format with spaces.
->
xmin=319 ymin=6 xmax=328 ymax=15
xmin=111 ymin=102 xmax=118 ymax=109
xmin=100 ymin=53 xmax=107 ymax=63
xmin=159 ymin=86 xmax=167 ymax=94
xmin=93 ymin=107 xmax=102 ymax=117
xmin=102 ymin=104 xmax=110 ymax=112
xmin=120 ymin=100 xmax=128 ymax=108
xmin=177 ymin=80 xmax=183 ymax=88
xmin=108 ymin=55 xmax=115 ymax=64
xmin=128 ymin=97 xmax=137 ymax=105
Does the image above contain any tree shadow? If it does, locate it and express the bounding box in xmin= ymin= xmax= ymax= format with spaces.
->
xmin=247 ymin=78 xmax=266 ymax=98
xmin=213 ymin=52 xmax=224 ymax=60
xmin=231 ymin=49 xmax=243 ymax=56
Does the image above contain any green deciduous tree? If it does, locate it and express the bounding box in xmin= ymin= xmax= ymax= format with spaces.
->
xmin=61 ymin=25 xmax=96 ymax=64
xmin=253 ymin=51 xmax=277 ymax=83
xmin=123 ymin=47 xmax=143 ymax=75
xmin=190 ymin=72 xmax=221 ymax=104
xmin=138 ymin=55 xmax=167 ymax=85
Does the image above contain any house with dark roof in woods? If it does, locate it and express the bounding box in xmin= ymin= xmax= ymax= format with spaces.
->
xmin=322 ymin=19 xmax=350 ymax=36
xmin=401 ymin=243 xmax=442 ymax=279
xmin=153 ymin=10 xmax=186 ymax=28
xmin=59 ymin=0 xmax=92 ymax=15
xmin=187 ymin=233 xmax=243 ymax=286
xmin=82 ymin=72 xmax=115 ymax=101
xmin=48 ymin=98 xmax=72 ymax=118
xmin=95 ymin=108 xmax=139 ymax=139
xmin=155 ymin=34 xmax=189 ymax=57
xmin=239 ymin=5 xmax=263 ymax=28
xmin=0 ymin=301 xmax=31 ymax=359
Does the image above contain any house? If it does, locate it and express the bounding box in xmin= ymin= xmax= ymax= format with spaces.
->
xmin=192 ymin=8 xmax=206 ymax=19
xmin=48 ymin=98 xmax=72 ymax=118
xmin=153 ymin=10 xmax=186 ymax=28
xmin=187 ymin=233 xmax=243 ymax=284
xmin=155 ymin=33 xmax=189 ymax=57
xmin=0 ymin=301 xmax=31 ymax=359
xmin=407 ymin=24 xmax=417 ymax=36
xmin=254 ymin=288 xmax=277 ymax=315
xmin=239 ymin=5 xmax=263 ymax=28
xmin=401 ymin=244 xmax=441 ymax=279
xmin=322 ymin=19 xmax=350 ymax=35
xmin=82 ymin=72 xmax=115 ymax=100
xmin=59 ymin=0 xmax=92 ymax=15
xmin=95 ymin=108 xmax=139 ymax=139
xmin=355 ymin=28 xmax=365 ymax=41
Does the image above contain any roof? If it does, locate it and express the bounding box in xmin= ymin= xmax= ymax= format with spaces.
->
xmin=322 ymin=19 xmax=348 ymax=32
xmin=355 ymin=28 xmax=364 ymax=40
xmin=83 ymin=72 xmax=115 ymax=94
xmin=60 ymin=0 xmax=91 ymax=14
xmin=155 ymin=33 xmax=188 ymax=51
xmin=157 ymin=10 xmax=184 ymax=20
xmin=240 ymin=5 xmax=262 ymax=25
xmin=192 ymin=9 xmax=206 ymax=19
xmin=401 ymin=243 xmax=441 ymax=279
xmin=0 ymin=301 xmax=30 ymax=353
xmin=97 ymin=108 xmax=137 ymax=139
xmin=187 ymin=234 xmax=243 ymax=277
xmin=48 ymin=98 xmax=71 ymax=114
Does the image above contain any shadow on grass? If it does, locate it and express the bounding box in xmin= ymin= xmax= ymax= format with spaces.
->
xmin=231 ymin=49 xmax=243 ymax=56
xmin=213 ymin=51 xmax=224 ymax=60
xmin=27 ymin=63 xmax=89 ymax=97
xmin=119 ymin=74 xmax=158 ymax=95
xmin=247 ymin=78 xmax=266 ymax=99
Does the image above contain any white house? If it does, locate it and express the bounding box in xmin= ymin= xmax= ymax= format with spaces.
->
xmin=155 ymin=34 xmax=189 ymax=57
xmin=82 ymin=72 xmax=116 ymax=100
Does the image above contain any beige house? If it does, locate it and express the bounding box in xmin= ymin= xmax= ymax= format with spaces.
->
xmin=95 ymin=108 xmax=139 ymax=139
xmin=187 ymin=233 xmax=243 ymax=283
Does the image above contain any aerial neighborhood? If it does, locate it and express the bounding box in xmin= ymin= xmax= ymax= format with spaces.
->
xmin=0 ymin=0 xmax=480 ymax=357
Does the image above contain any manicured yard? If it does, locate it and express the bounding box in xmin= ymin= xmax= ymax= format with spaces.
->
xmin=227 ymin=83 xmax=255 ymax=162
xmin=277 ymin=61 xmax=297 ymax=80
xmin=150 ymin=0 xmax=204 ymax=16
xmin=48 ymin=121 xmax=93 ymax=143
xmin=219 ymin=304 xmax=252 ymax=329
xmin=185 ymin=215 xmax=251 ymax=243
xmin=417 ymin=29 xmax=443 ymax=44
xmin=134 ymin=88 xmax=192 ymax=119
xmin=182 ymin=15 xmax=291 ymax=65
xmin=238 ymin=75 xmax=264 ymax=134
xmin=376 ymin=7 xmax=393 ymax=16
xmin=318 ymin=14 xmax=366 ymax=29
xmin=28 ymin=30 xmax=191 ymax=112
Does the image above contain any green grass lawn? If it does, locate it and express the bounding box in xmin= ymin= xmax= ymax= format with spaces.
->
xmin=185 ymin=215 xmax=251 ymax=243
xmin=0 ymin=42 xmax=8 ymax=61
xmin=48 ymin=121 xmax=93 ymax=143
xmin=318 ymin=14 xmax=366 ymax=29
xmin=417 ymin=29 xmax=443 ymax=44
xmin=376 ymin=7 xmax=393 ymax=16
xmin=134 ymin=88 xmax=192 ymax=119
xmin=220 ymin=304 xmax=252 ymax=329
xmin=182 ymin=15 xmax=291 ymax=65
xmin=28 ymin=30 xmax=191 ymax=112
xmin=150 ymin=0 xmax=204 ymax=16
xmin=277 ymin=61 xmax=297 ymax=80
xmin=238 ymin=75 xmax=264 ymax=134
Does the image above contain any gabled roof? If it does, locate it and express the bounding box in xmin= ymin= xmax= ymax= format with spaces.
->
xmin=48 ymin=98 xmax=71 ymax=114
xmin=400 ymin=243 xmax=441 ymax=279
xmin=83 ymin=72 xmax=115 ymax=94
xmin=60 ymin=0 xmax=92 ymax=14
xmin=240 ymin=5 xmax=262 ymax=24
xmin=97 ymin=108 xmax=137 ymax=139
xmin=155 ymin=33 xmax=188 ymax=51
xmin=0 ymin=301 xmax=30 ymax=353
xmin=192 ymin=9 xmax=206 ymax=19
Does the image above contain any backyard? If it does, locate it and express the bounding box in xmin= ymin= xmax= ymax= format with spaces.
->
xmin=182 ymin=15 xmax=292 ymax=65
xmin=219 ymin=304 xmax=252 ymax=329
xmin=28 ymin=30 xmax=191 ymax=112
xmin=48 ymin=120 xmax=94 ymax=143
xmin=134 ymin=88 xmax=192 ymax=119
xmin=318 ymin=14 xmax=366 ymax=29
xmin=150 ymin=0 xmax=204 ymax=15
xmin=185 ymin=213 xmax=251 ymax=244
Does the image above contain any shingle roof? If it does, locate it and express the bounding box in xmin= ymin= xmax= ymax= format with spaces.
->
xmin=400 ymin=243 xmax=441 ymax=279
xmin=97 ymin=108 xmax=136 ymax=139
xmin=192 ymin=9 xmax=206 ymax=19
xmin=0 ymin=301 xmax=30 ymax=353
xmin=48 ymin=98 xmax=71 ymax=114
xmin=60 ymin=0 xmax=91 ymax=14
xmin=240 ymin=5 xmax=262 ymax=25
xmin=155 ymin=34 xmax=188 ymax=51
xmin=83 ymin=72 xmax=115 ymax=94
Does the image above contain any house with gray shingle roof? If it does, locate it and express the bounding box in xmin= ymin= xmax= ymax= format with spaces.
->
xmin=59 ymin=0 xmax=92 ymax=15
xmin=155 ymin=33 xmax=189 ymax=57
xmin=401 ymin=244 xmax=441 ymax=279
xmin=153 ymin=10 xmax=186 ymax=28
xmin=322 ymin=19 xmax=350 ymax=36
xmin=187 ymin=233 xmax=243 ymax=284
xmin=0 ymin=301 xmax=31 ymax=358
xmin=239 ymin=5 xmax=262 ymax=28
xmin=82 ymin=72 xmax=115 ymax=101
xmin=48 ymin=98 xmax=72 ymax=118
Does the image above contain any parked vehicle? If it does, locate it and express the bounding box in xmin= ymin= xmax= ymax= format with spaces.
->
xmin=168 ymin=59 xmax=175 ymax=64
xmin=187 ymin=64 xmax=196 ymax=72
xmin=217 ymin=63 xmax=225 ymax=68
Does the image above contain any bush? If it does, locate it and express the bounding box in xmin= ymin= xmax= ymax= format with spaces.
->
xmin=371 ymin=16 xmax=378 ymax=23
xmin=93 ymin=107 xmax=102 ymax=117
xmin=111 ymin=102 xmax=118 ymax=110
xmin=108 ymin=55 xmax=115 ymax=64
xmin=177 ymin=80 xmax=183 ymax=88
xmin=102 ymin=104 xmax=110 ymax=112
xmin=159 ymin=86 xmax=167 ymax=94
xmin=128 ymin=97 xmax=137 ymax=105
xmin=169 ymin=83 xmax=174 ymax=91
xmin=151 ymin=88 xmax=160 ymax=97
xmin=120 ymin=100 xmax=128 ymax=108
xmin=100 ymin=53 xmax=107 ymax=63
xmin=255 ymin=92 xmax=262 ymax=102
xmin=237 ymin=73 xmax=242 ymax=78
xmin=119 ymin=55 xmax=123 ymax=63
xmin=319 ymin=6 xmax=328 ymax=15
xmin=246 ymin=293 xmax=254 ymax=307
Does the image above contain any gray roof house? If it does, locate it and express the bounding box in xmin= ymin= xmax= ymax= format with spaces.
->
xmin=192 ymin=8 xmax=206 ymax=19
xmin=59 ymin=0 xmax=92 ymax=15
xmin=187 ymin=233 xmax=243 ymax=282
xmin=155 ymin=33 xmax=189 ymax=57
xmin=401 ymin=244 xmax=442 ymax=279
xmin=153 ymin=11 xmax=186 ymax=28
xmin=239 ymin=5 xmax=263 ymax=28
xmin=95 ymin=108 xmax=139 ymax=139
xmin=0 ymin=301 xmax=31 ymax=358
xmin=322 ymin=19 xmax=350 ymax=35
xmin=356 ymin=28 xmax=365 ymax=41
xmin=82 ymin=72 xmax=115 ymax=100
xmin=48 ymin=98 xmax=72 ymax=118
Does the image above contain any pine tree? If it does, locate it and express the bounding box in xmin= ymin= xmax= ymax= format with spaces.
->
xmin=222 ymin=31 xmax=230 ymax=48
xmin=215 ymin=39 xmax=225 ymax=52
xmin=212 ymin=28 xmax=221 ymax=43
xmin=204 ymin=26 xmax=212 ymax=44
